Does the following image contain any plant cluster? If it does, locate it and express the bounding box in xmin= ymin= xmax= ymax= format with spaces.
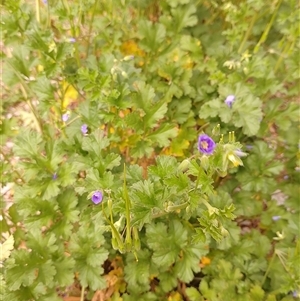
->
xmin=0 ymin=0 xmax=299 ymax=301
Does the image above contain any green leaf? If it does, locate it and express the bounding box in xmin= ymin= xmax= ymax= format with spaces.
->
xmin=158 ymin=271 xmax=178 ymax=292
xmin=52 ymin=256 xmax=75 ymax=287
xmin=232 ymin=95 xmax=263 ymax=136
xmin=124 ymin=250 xmax=152 ymax=294
xmin=146 ymin=220 xmax=187 ymax=268
xmin=138 ymin=21 xmax=166 ymax=53
xmin=131 ymin=139 xmax=154 ymax=159
xmin=14 ymin=130 xmax=43 ymax=158
xmin=52 ymin=189 xmax=79 ymax=237
xmin=171 ymin=4 xmax=198 ymax=32
xmin=42 ymin=179 xmax=61 ymax=200
xmin=35 ymin=259 xmax=56 ymax=288
xmin=131 ymin=180 xmax=163 ymax=227
xmin=200 ymin=84 xmax=263 ymax=136
xmin=81 ymin=129 xmax=110 ymax=158
xmin=174 ymin=242 xmax=207 ymax=282
xmin=146 ymin=101 xmax=168 ymax=128
xmin=168 ymin=98 xmax=192 ymax=124
xmin=185 ymin=287 xmax=202 ymax=301
xmin=104 ymin=153 xmax=121 ymax=170
xmin=148 ymin=156 xmax=177 ymax=179
xmin=167 ymin=0 xmax=190 ymax=8
xmin=147 ymin=124 xmax=178 ymax=147
xmin=249 ymin=285 xmax=265 ymax=301
xmin=77 ymin=263 xmax=106 ymax=291
xmin=6 ymin=250 xmax=36 ymax=290
xmin=30 ymin=76 xmax=54 ymax=101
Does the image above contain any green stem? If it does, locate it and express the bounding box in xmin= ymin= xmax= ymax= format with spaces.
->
xmin=86 ymin=0 xmax=99 ymax=57
xmin=5 ymin=57 xmax=43 ymax=134
xmin=152 ymin=211 xmax=169 ymax=219
xmin=238 ymin=12 xmax=258 ymax=54
xmin=253 ymin=0 xmax=283 ymax=54
xmin=195 ymin=164 xmax=202 ymax=190
xmin=123 ymin=164 xmax=132 ymax=250
xmin=261 ymin=251 xmax=276 ymax=286
xmin=274 ymin=39 xmax=295 ymax=74
xmin=61 ymin=0 xmax=80 ymax=65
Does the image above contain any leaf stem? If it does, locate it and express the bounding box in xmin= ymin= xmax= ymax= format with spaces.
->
xmin=274 ymin=38 xmax=295 ymax=74
xmin=80 ymin=285 xmax=85 ymax=301
xmin=261 ymin=250 xmax=276 ymax=286
xmin=238 ymin=11 xmax=258 ymax=54
xmin=35 ymin=0 xmax=40 ymax=23
xmin=86 ymin=0 xmax=99 ymax=57
xmin=253 ymin=0 xmax=283 ymax=54
xmin=123 ymin=164 xmax=132 ymax=250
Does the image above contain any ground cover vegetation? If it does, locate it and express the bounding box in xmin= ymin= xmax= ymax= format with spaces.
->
xmin=0 ymin=0 xmax=299 ymax=300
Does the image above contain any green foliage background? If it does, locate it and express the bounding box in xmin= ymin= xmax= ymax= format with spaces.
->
xmin=0 ymin=0 xmax=299 ymax=300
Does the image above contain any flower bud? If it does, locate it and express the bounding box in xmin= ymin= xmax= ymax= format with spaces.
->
xmin=178 ymin=159 xmax=190 ymax=172
xmin=107 ymin=199 xmax=113 ymax=212
xmin=227 ymin=153 xmax=243 ymax=167
xmin=121 ymin=71 xmax=128 ymax=78
xmin=200 ymin=155 xmax=209 ymax=171
xmin=123 ymin=55 xmax=135 ymax=61
xmin=220 ymin=226 xmax=229 ymax=237
xmin=212 ymin=124 xmax=220 ymax=136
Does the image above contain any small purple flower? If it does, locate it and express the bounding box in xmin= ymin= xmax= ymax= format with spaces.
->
xmin=42 ymin=0 xmax=47 ymax=4
xmin=225 ymin=95 xmax=235 ymax=108
xmin=272 ymin=216 xmax=281 ymax=221
xmin=68 ymin=37 xmax=76 ymax=43
xmin=91 ymin=191 xmax=103 ymax=204
xmin=62 ymin=113 xmax=70 ymax=122
xmin=246 ymin=145 xmax=253 ymax=150
xmin=81 ymin=124 xmax=88 ymax=135
xmin=52 ymin=172 xmax=58 ymax=180
xmin=293 ymin=291 xmax=298 ymax=298
xmin=198 ymin=134 xmax=216 ymax=155
xmin=283 ymin=175 xmax=289 ymax=180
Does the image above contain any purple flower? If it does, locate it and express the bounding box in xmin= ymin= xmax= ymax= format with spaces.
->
xmin=52 ymin=172 xmax=58 ymax=180
xmin=68 ymin=37 xmax=76 ymax=43
xmin=198 ymin=134 xmax=216 ymax=155
xmin=42 ymin=0 xmax=47 ymax=4
xmin=62 ymin=113 xmax=70 ymax=122
xmin=272 ymin=215 xmax=281 ymax=221
xmin=81 ymin=124 xmax=88 ymax=135
xmin=225 ymin=95 xmax=235 ymax=108
xmin=91 ymin=191 xmax=103 ymax=204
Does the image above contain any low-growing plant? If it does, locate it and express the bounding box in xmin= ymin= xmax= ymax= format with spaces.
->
xmin=1 ymin=0 xmax=299 ymax=301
